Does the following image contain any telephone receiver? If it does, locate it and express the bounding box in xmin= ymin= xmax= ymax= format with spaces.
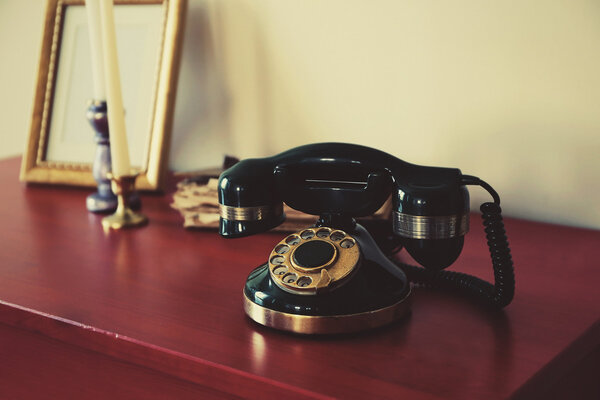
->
xmin=218 ymin=143 xmax=515 ymax=334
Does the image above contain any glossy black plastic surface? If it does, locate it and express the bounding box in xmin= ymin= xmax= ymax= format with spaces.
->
xmin=244 ymin=262 xmax=406 ymax=316
xmin=218 ymin=213 xmax=285 ymax=238
xmin=293 ymin=240 xmax=336 ymax=269
xmin=404 ymin=237 xmax=465 ymax=270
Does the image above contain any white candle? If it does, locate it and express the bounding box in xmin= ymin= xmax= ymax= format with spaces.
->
xmin=98 ymin=0 xmax=131 ymax=177
xmin=85 ymin=0 xmax=106 ymax=100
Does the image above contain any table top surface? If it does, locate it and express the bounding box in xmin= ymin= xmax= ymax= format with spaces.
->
xmin=0 ymin=157 xmax=598 ymax=399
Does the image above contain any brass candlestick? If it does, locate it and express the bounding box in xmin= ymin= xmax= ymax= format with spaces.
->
xmin=102 ymin=173 xmax=148 ymax=230
xmin=86 ymin=100 xmax=141 ymax=213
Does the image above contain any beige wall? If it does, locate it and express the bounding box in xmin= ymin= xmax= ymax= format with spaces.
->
xmin=0 ymin=1 xmax=44 ymax=159
xmin=2 ymin=0 xmax=599 ymax=229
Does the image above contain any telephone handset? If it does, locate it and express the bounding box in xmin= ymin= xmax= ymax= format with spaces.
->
xmin=218 ymin=143 xmax=515 ymax=334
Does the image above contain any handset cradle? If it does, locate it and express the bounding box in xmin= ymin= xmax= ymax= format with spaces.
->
xmin=218 ymin=143 xmax=515 ymax=334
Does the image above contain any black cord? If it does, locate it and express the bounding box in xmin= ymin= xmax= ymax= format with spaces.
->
xmin=390 ymin=177 xmax=515 ymax=308
xmin=462 ymin=174 xmax=501 ymax=205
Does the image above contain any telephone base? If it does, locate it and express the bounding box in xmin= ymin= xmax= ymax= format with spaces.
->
xmin=243 ymin=263 xmax=411 ymax=335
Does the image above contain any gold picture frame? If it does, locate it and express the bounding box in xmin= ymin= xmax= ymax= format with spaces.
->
xmin=20 ymin=0 xmax=186 ymax=190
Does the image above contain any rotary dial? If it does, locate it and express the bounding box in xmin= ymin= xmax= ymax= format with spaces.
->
xmin=268 ymin=227 xmax=360 ymax=295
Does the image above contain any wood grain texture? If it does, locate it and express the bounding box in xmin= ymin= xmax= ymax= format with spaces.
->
xmin=0 ymin=322 xmax=237 ymax=400
xmin=1 ymin=157 xmax=599 ymax=399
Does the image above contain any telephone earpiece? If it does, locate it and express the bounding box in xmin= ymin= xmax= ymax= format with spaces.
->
xmin=218 ymin=159 xmax=285 ymax=237
xmin=393 ymin=182 xmax=470 ymax=270
xmin=218 ymin=143 xmax=515 ymax=334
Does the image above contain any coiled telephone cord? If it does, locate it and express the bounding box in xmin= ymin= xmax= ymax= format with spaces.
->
xmin=392 ymin=177 xmax=515 ymax=308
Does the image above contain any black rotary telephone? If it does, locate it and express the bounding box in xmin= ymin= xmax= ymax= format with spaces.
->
xmin=218 ymin=143 xmax=515 ymax=334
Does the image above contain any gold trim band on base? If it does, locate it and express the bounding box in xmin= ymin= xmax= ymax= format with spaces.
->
xmin=219 ymin=203 xmax=283 ymax=221
xmin=243 ymin=289 xmax=411 ymax=335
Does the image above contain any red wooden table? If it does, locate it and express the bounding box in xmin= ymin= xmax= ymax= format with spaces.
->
xmin=0 ymin=157 xmax=598 ymax=399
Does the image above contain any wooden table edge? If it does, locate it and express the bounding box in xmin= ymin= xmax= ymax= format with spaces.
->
xmin=510 ymin=319 xmax=600 ymax=399
xmin=0 ymin=300 xmax=332 ymax=400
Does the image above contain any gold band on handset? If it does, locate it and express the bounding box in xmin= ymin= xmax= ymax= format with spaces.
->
xmin=219 ymin=203 xmax=283 ymax=221
xmin=393 ymin=212 xmax=469 ymax=239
